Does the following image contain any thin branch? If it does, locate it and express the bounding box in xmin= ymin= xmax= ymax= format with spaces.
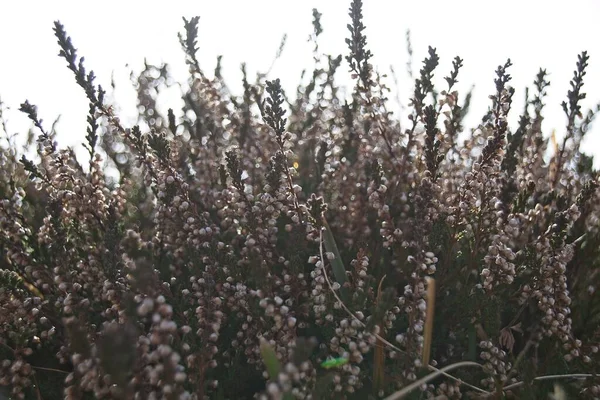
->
xmin=1 ymin=342 xmax=70 ymax=375
xmin=32 ymin=366 xmax=70 ymax=374
xmin=33 ymin=373 xmax=44 ymax=400
xmin=383 ymin=361 xmax=487 ymax=400
xmin=500 ymin=373 xmax=593 ymax=393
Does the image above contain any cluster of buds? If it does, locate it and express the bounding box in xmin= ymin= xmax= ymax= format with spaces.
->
xmin=479 ymin=340 xmax=514 ymax=389
xmin=259 ymin=361 xmax=316 ymax=400
xmin=308 ymin=255 xmax=328 ymax=322
xmin=481 ymin=213 xmax=518 ymax=290
xmin=0 ymin=357 xmax=33 ymax=400
xmin=434 ymin=380 xmax=462 ymax=399
xmin=350 ymin=252 xmax=370 ymax=292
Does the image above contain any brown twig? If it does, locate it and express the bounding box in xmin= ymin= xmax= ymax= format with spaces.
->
xmin=33 ymin=373 xmax=44 ymax=400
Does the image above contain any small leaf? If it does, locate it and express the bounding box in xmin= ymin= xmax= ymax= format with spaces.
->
xmin=260 ymin=338 xmax=281 ymax=379
xmin=322 ymin=216 xmax=350 ymax=302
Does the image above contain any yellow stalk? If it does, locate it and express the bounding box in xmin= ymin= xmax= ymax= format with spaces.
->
xmin=422 ymin=276 xmax=436 ymax=366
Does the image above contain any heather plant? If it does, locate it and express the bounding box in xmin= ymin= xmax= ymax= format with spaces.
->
xmin=2 ymin=1 xmax=600 ymax=399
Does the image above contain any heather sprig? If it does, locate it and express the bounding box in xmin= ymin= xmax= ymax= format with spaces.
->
xmin=345 ymin=0 xmax=373 ymax=92
xmin=562 ymin=51 xmax=590 ymax=132
xmin=444 ymin=56 xmax=464 ymax=92
xmin=411 ymin=46 xmax=441 ymax=117
xmin=554 ymin=51 xmax=592 ymax=187
xmin=83 ymin=102 xmax=99 ymax=162
xmin=53 ymin=21 xmax=105 ymax=106
xmin=18 ymin=101 xmax=50 ymax=143
xmin=423 ymin=105 xmax=443 ymax=179
xmin=405 ymin=46 xmax=441 ymax=160
xmin=178 ymin=16 xmax=202 ymax=75
xmin=262 ymin=78 xmax=287 ymax=144
xmin=481 ymin=59 xmax=514 ymax=166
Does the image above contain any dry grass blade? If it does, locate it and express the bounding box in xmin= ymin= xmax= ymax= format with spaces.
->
xmin=373 ymin=275 xmax=387 ymax=392
xmin=422 ymin=276 xmax=436 ymax=366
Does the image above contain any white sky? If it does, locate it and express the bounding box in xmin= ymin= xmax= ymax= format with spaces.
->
xmin=1 ymin=0 xmax=599 ymax=166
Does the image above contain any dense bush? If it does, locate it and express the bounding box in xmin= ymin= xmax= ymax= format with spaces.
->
xmin=1 ymin=1 xmax=600 ymax=399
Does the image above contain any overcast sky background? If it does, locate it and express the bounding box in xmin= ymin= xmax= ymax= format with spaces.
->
xmin=1 ymin=0 xmax=599 ymax=166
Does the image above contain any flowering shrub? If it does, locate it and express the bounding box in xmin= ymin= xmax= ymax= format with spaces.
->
xmin=1 ymin=1 xmax=600 ymax=399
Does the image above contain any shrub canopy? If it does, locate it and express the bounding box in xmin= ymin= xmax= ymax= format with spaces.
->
xmin=1 ymin=2 xmax=600 ymax=399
